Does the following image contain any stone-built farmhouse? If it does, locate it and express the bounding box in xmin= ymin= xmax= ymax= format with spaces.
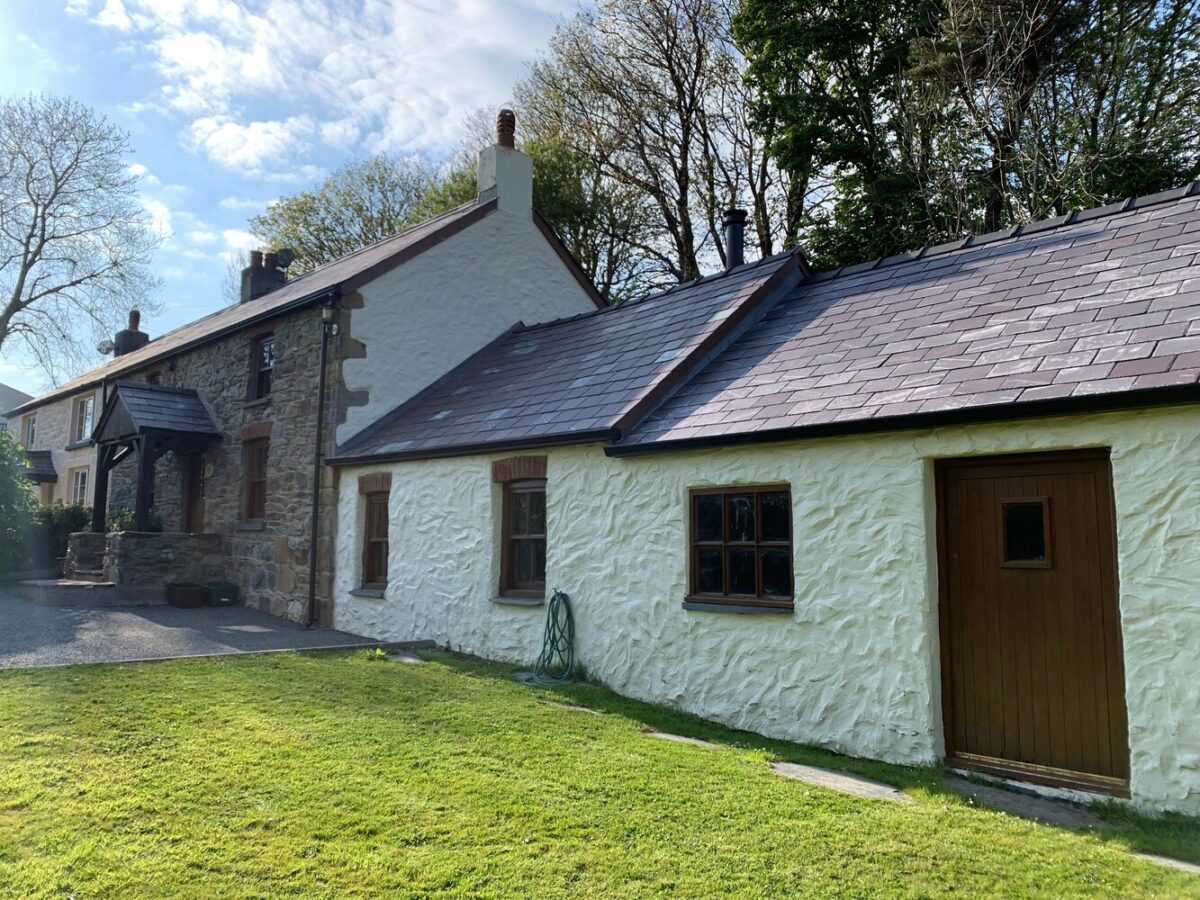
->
xmin=5 ymin=113 xmax=600 ymax=622
xmin=330 ymin=184 xmax=1200 ymax=815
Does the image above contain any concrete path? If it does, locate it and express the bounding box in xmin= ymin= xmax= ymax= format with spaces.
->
xmin=0 ymin=587 xmax=375 ymax=668
xmin=771 ymin=761 xmax=915 ymax=803
xmin=947 ymin=775 xmax=1104 ymax=828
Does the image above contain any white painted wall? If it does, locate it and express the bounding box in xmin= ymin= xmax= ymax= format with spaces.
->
xmin=338 ymin=159 xmax=595 ymax=445
xmin=333 ymin=405 xmax=1200 ymax=814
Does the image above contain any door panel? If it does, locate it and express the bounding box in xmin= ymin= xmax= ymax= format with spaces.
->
xmin=937 ymin=451 xmax=1129 ymax=792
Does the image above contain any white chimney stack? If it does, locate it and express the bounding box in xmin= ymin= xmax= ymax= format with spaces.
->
xmin=477 ymin=108 xmax=532 ymax=214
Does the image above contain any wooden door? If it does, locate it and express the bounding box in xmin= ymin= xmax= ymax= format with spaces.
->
xmin=182 ymin=453 xmax=206 ymax=533
xmin=936 ymin=450 xmax=1129 ymax=795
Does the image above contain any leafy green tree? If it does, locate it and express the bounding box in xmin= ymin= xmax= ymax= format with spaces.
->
xmin=250 ymin=155 xmax=436 ymax=275
xmin=736 ymin=0 xmax=1200 ymax=268
xmin=0 ymin=429 xmax=34 ymax=573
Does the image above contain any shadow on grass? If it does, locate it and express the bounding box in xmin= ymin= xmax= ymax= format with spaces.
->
xmin=412 ymin=648 xmax=1200 ymax=868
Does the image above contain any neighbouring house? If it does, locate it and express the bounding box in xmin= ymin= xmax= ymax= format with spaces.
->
xmin=4 ymin=375 xmax=96 ymax=507
xmin=0 ymin=383 xmax=31 ymax=432
xmin=4 ymin=111 xmax=601 ymax=620
xmin=329 ymin=186 xmax=1200 ymax=815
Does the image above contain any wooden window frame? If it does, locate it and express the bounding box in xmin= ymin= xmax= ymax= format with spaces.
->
xmin=500 ymin=479 xmax=547 ymax=599
xmin=688 ymin=484 xmax=794 ymax=609
xmin=69 ymin=466 xmax=89 ymax=506
xmin=23 ymin=414 xmax=36 ymax=449
xmin=74 ymin=395 xmax=95 ymax=444
xmin=999 ymin=496 xmax=1053 ymax=569
xmin=242 ymin=439 xmax=269 ymax=522
xmin=361 ymin=492 xmax=390 ymax=588
xmin=249 ymin=334 xmax=276 ymax=400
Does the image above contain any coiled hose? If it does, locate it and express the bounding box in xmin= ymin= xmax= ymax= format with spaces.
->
xmin=532 ymin=589 xmax=574 ymax=683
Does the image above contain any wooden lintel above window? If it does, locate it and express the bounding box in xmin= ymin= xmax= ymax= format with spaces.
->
xmin=240 ymin=421 xmax=273 ymax=442
xmin=358 ymin=472 xmax=392 ymax=495
xmin=492 ymin=455 xmax=547 ymax=484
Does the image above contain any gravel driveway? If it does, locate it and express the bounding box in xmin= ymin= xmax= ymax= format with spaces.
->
xmin=0 ymin=587 xmax=376 ymax=668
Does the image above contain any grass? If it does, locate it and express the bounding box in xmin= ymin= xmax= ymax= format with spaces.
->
xmin=0 ymin=650 xmax=1196 ymax=898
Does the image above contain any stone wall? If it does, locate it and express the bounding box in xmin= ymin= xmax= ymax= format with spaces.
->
xmin=332 ymin=405 xmax=1200 ymax=815
xmin=101 ymin=303 xmax=341 ymax=623
xmin=64 ymin=532 xmax=107 ymax=577
xmin=104 ymin=531 xmax=225 ymax=590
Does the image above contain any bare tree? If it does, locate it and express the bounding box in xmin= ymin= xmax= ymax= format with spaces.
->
xmin=0 ymin=95 xmax=160 ymax=383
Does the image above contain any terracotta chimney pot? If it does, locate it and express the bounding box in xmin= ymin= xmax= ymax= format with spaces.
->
xmin=496 ymin=109 xmax=516 ymax=148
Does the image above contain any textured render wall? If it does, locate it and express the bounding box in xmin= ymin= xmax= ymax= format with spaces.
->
xmin=337 ymin=211 xmax=597 ymax=444
xmin=333 ymin=405 xmax=1200 ymax=814
xmin=14 ymin=390 xmax=98 ymax=505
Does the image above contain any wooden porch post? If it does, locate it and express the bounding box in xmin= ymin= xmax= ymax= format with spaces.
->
xmin=133 ymin=435 xmax=155 ymax=531
xmin=91 ymin=444 xmax=111 ymax=533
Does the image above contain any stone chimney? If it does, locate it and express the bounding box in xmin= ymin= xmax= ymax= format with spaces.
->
xmin=113 ymin=309 xmax=150 ymax=356
xmin=722 ymin=209 xmax=747 ymax=271
xmin=241 ymin=249 xmax=287 ymax=303
xmin=477 ymin=108 xmax=532 ymax=214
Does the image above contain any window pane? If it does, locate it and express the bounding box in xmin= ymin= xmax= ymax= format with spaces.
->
xmin=517 ymin=540 xmax=533 ymax=583
xmin=513 ymin=491 xmax=530 ymax=535
xmin=697 ymin=548 xmax=723 ymax=593
xmin=533 ymin=539 xmax=546 ymax=583
xmin=761 ymin=549 xmax=792 ymax=597
xmin=529 ymin=490 xmax=546 ymax=535
xmin=696 ymin=494 xmax=722 ymax=541
xmin=727 ymin=494 xmax=755 ymax=542
xmin=1004 ymin=502 xmax=1046 ymax=562
xmin=760 ymin=492 xmax=789 ymax=542
xmin=728 ymin=548 xmax=756 ymax=594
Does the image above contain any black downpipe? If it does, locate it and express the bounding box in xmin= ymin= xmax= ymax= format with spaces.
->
xmin=306 ymin=298 xmax=335 ymax=628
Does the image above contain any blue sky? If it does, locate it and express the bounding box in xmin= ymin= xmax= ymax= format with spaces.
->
xmin=0 ymin=0 xmax=574 ymax=395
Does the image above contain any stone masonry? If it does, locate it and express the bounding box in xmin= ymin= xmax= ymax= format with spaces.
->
xmin=102 ymin=303 xmax=347 ymax=623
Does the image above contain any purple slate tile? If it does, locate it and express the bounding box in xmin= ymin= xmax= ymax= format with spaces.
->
xmin=1158 ymin=335 xmax=1200 ymax=356
xmin=1111 ymin=356 xmax=1175 ymax=377
xmin=1095 ymin=342 xmax=1155 ymax=364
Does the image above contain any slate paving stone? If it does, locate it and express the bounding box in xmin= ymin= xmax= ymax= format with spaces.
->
xmin=770 ymin=761 xmax=915 ymax=803
xmin=648 ymin=731 xmax=722 ymax=749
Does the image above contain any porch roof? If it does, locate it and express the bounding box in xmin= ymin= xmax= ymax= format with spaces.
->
xmin=22 ymin=450 xmax=56 ymax=483
xmin=92 ymin=381 xmax=220 ymax=445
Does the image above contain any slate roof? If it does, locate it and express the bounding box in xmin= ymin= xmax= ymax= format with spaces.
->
xmin=618 ymin=185 xmax=1200 ymax=451
xmin=6 ymin=199 xmax=500 ymax=417
xmin=0 ymin=383 xmax=32 ymax=420
xmin=22 ymin=450 xmax=56 ymax=483
xmin=332 ymin=251 xmax=802 ymax=461
xmin=94 ymin=382 xmax=220 ymax=442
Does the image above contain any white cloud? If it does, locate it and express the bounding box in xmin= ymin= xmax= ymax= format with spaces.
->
xmin=190 ymin=230 xmax=219 ymax=246
xmin=219 ymin=195 xmax=272 ymax=211
xmin=73 ymin=0 xmax=561 ymax=178
xmin=128 ymin=161 xmax=161 ymax=187
xmin=143 ymin=198 xmax=173 ymax=238
xmin=188 ymin=115 xmax=315 ymax=173
xmin=94 ymin=0 xmax=133 ymax=30
xmin=222 ymin=228 xmax=260 ymax=252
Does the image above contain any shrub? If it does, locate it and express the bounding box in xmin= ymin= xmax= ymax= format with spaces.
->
xmin=26 ymin=503 xmax=92 ymax=570
xmin=106 ymin=507 xmax=164 ymax=533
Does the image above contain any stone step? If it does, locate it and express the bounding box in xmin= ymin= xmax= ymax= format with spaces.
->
xmin=16 ymin=579 xmax=162 ymax=607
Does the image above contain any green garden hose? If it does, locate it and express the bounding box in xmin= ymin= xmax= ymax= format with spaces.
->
xmin=532 ymin=589 xmax=575 ymax=683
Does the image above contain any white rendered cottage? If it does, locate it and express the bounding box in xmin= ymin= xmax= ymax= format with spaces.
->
xmin=329 ymin=186 xmax=1200 ymax=815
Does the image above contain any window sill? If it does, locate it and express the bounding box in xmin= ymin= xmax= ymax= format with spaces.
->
xmin=350 ymin=587 xmax=386 ymax=599
xmin=233 ymin=522 xmax=266 ymax=532
xmin=682 ymin=600 xmax=793 ymax=615
xmin=490 ymin=595 xmax=544 ymax=607
xmin=64 ymin=440 xmax=91 ymax=451
xmin=242 ymin=397 xmax=271 ymax=410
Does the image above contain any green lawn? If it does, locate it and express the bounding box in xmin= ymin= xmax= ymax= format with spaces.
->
xmin=0 ymin=650 xmax=1197 ymax=898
